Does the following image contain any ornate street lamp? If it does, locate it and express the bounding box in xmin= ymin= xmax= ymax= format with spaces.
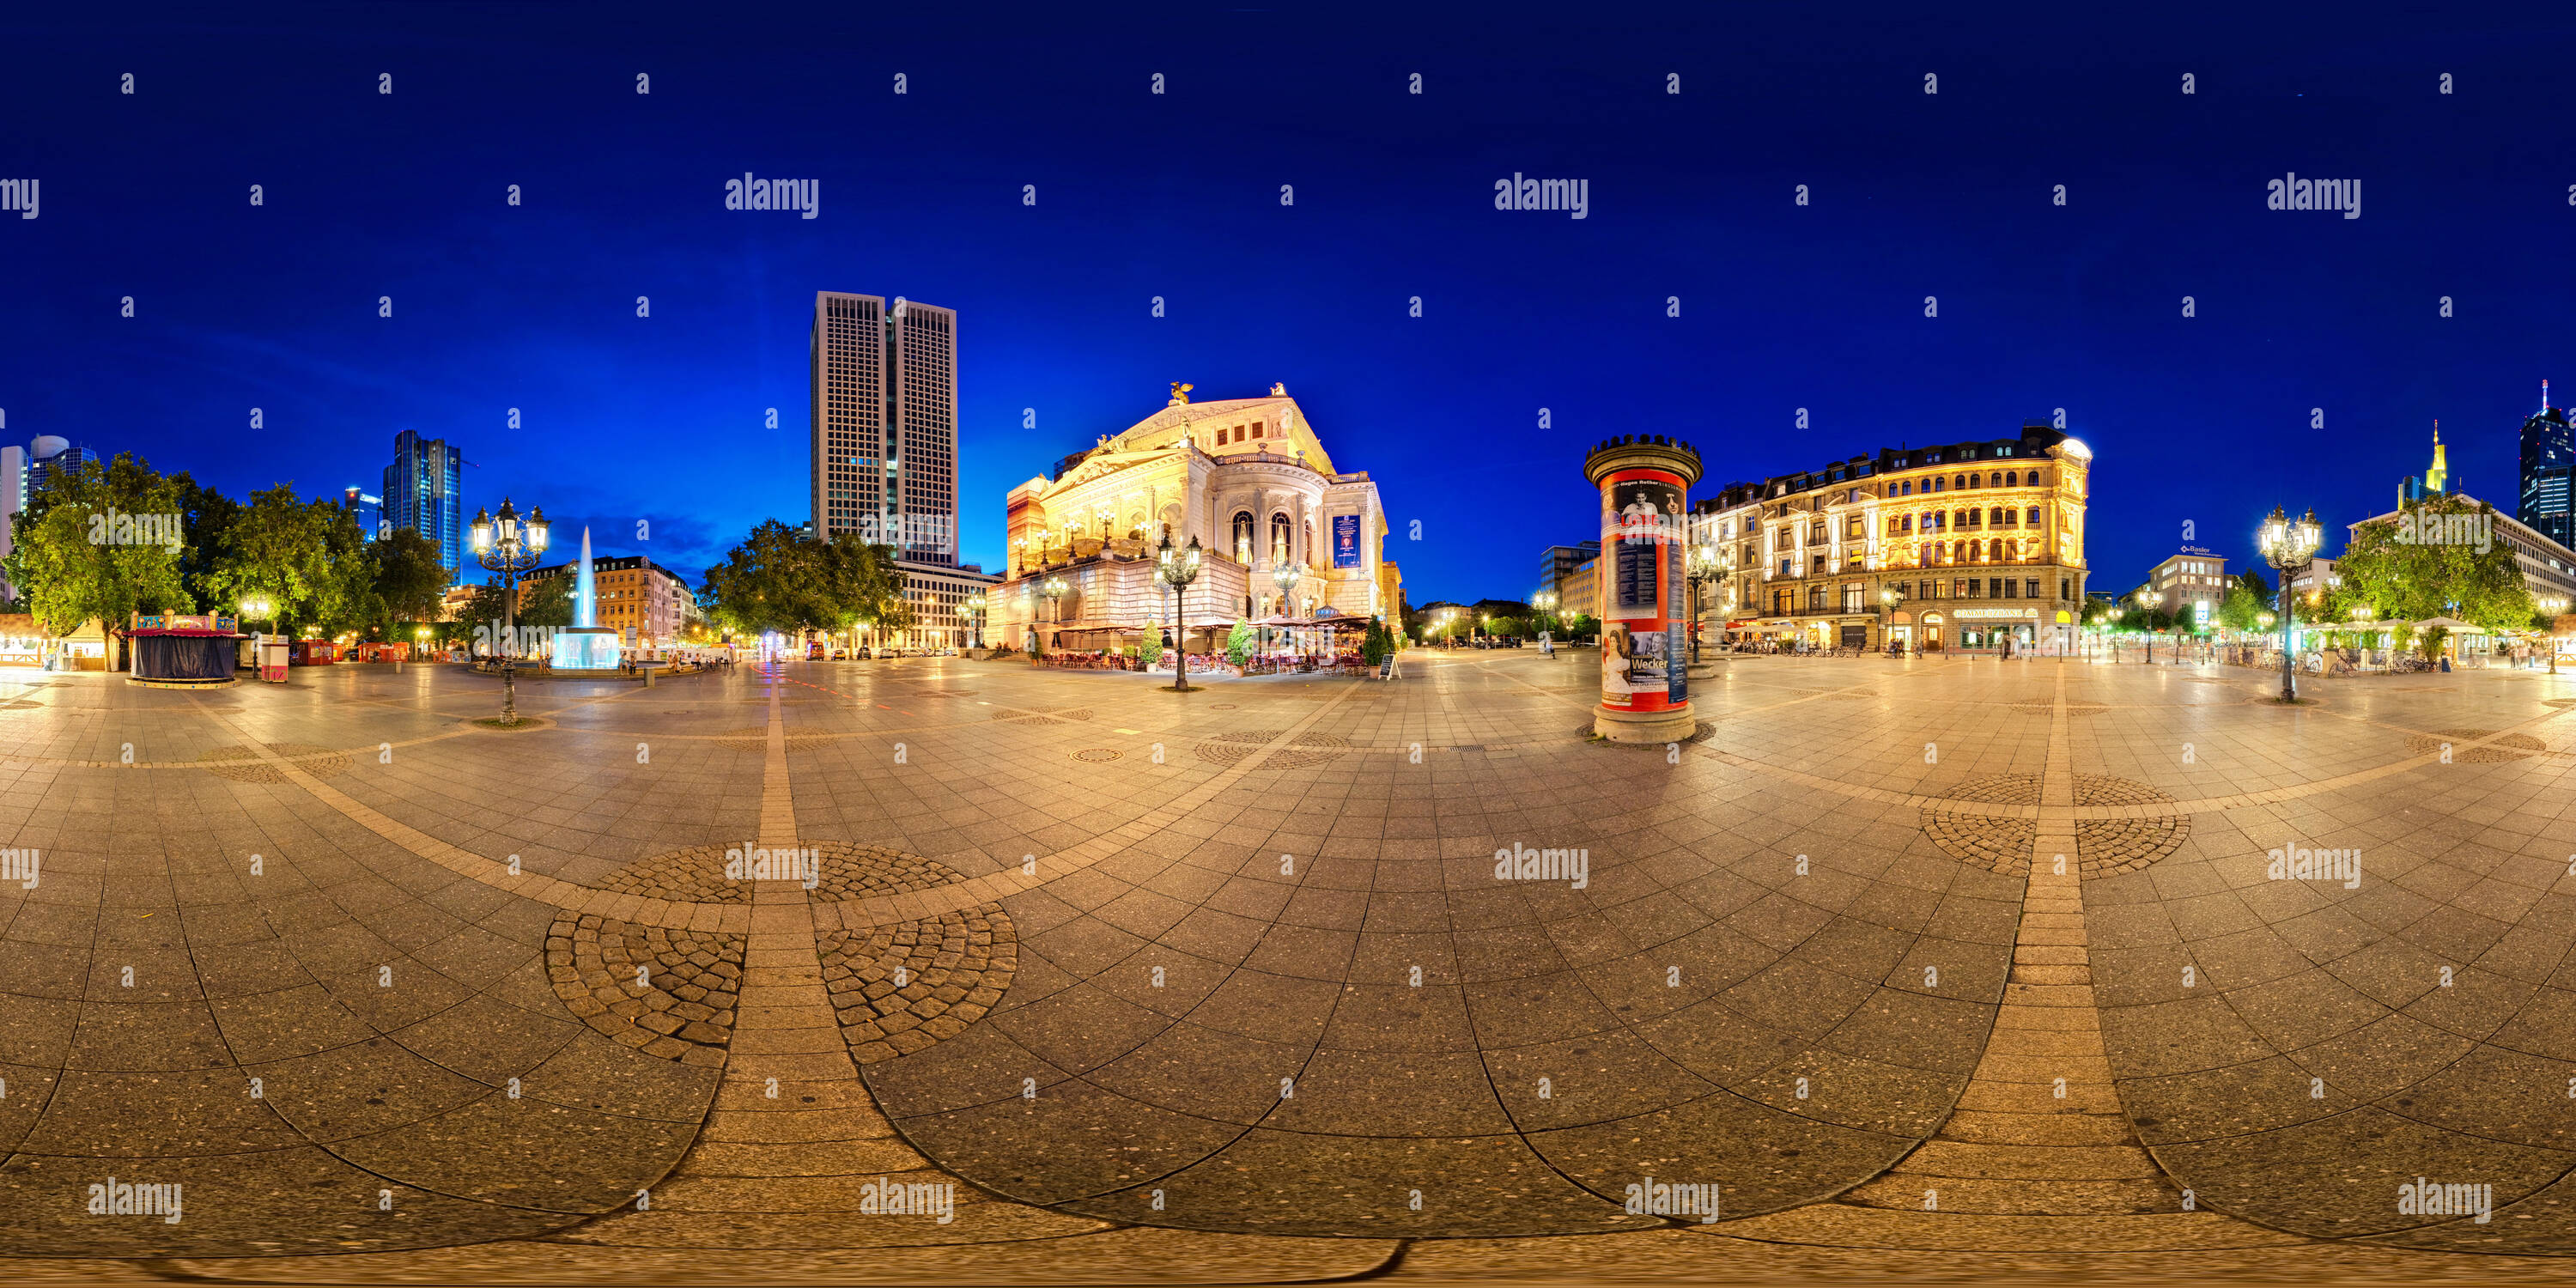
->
xmin=470 ymin=496 xmax=550 ymax=726
xmin=963 ymin=589 xmax=987 ymax=650
xmin=1038 ymin=575 xmax=1069 ymax=659
xmin=1881 ymin=586 xmax=1905 ymax=655
xmin=1158 ymin=531 xmax=1205 ymax=691
xmin=2257 ymin=505 xmax=2323 ymax=702
xmin=1532 ymin=589 xmax=1559 ymax=657
xmin=239 ymin=592 xmax=275 ymax=634
xmin=1273 ymin=562 xmax=1302 ymax=660
xmin=2136 ymin=588 xmax=2158 ymax=664
xmin=1686 ymin=543 xmax=1720 ymax=665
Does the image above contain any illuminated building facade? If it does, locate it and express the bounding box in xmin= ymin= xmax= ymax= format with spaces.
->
xmin=1693 ymin=422 xmax=2093 ymax=653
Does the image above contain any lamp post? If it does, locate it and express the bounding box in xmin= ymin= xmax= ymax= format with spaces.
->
xmin=2537 ymin=597 xmax=2566 ymax=674
xmin=1038 ymin=575 xmax=1069 ymax=659
xmin=2136 ymin=589 xmax=2157 ymax=664
xmin=1158 ymin=531 xmax=1205 ymax=691
xmin=963 ymin=589 xmax=987 ymax=651
xmin=1881 ymin=586 xmax=1904 ymax=655
xmin=2257 ymin=506 xmax=2323 ymax=702
xmin=1533 ymin=590 xmax=1559 ymax=657
xmin=1273 ymin=562 xmax=1303 ymax=662
xmin=1686 ymin=543 xmax=1720 ymax=665
xmin=469 ymin=497 xmax=551 ymax=726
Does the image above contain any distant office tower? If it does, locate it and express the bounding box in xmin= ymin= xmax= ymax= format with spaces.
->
xmin=811 ymin=292 xmax=957 ymax=565
xmin=383 ymin=429 xmax=465 ymax=577
xmin=21 ymin=434 xmax=98 ymax=495
xmin=343 ymin=487 xmax=384 ymax=542
xmin=0 ymin=443 xmax=20 ymax=602
xmin=2521 ymin=380 xmax=2573 ymax=549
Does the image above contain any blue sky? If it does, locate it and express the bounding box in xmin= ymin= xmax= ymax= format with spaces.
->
xmin=5 ymin=3 xmax=2574 ymax=601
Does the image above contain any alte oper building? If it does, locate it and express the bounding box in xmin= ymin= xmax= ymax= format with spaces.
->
xmin=1692 ymin=422 xmax=2093 ymax=654
xmin=989 ymin=384 xmax=1400 ymax=652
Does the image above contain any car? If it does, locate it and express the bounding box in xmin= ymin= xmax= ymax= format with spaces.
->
xmin=856 ymin=647 xmax=872 ymax=659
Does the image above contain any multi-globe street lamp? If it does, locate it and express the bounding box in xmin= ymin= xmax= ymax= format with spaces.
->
xmin=468 ymin=497 xmax=550 ymax=726
xmin=2136 ymin=588 xmax=2158 ymax=664
xmin=963 ymin=589 xmax=987 ymax=651
xmin=1038 ymin=575 xmax=1069 ymax=659
xmin=1532 ymin=590 xmax=1558 ymax=656
xmin=1685 ymin=543 xmax=1720 ymax=665
xmin=1158 ymin=531 xmax=1205 ymax=692
xmin=2257 ymin=505 xmax=2324 ymax=702
xmin=1273 ymin=562 xmax=1303 ymax=660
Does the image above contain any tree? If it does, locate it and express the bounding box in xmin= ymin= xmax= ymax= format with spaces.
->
xmin=2216 ymin=579 xmax=2270 ymax=633
xmin=519 ymin=573 xmax=575 ymax=629
xmin=372 ymin=528 xmax=450 ymax=624
xmin=210 ymin=483 xmax=337 ymax=633
xmin=1360 ymin=617 xmax=1393 ymax=667
xmin=1225 ymin=619 xmax=1255 ymax=665
xmin=2334 ymin=495 xmax=2533 ymax=633
xmin=173 ymin=472 xmax=243 ymax=613
xmin=1 ymin=452 xmax=194 ymax=668
xmin=1560 ymin=611 xmax=1596 ymax=641
xmin=698 ymin=519 xmax=822 ymax=636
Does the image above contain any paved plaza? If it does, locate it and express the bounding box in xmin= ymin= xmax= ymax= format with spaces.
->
xmin=4 ymin=649 xmax=2576 ymax=1282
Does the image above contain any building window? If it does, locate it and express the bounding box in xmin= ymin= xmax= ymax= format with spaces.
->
xmin=1969 ymin=473 xmax=1982 ymax=489
xmin=1931 ymin=477 xmax=1943 ymax=492
xmin=1953 ymin=475 xmax=1966 ymax=490
xmin=1270 ymin=513 xmax=1292 ymax=564
xmin=2026 ymin=506 xmax=2042 ymax=526
xmin=2001 ymin=579 xmax=2017 ymax=598
xmin=1232 ymin=511 xmax=1255 ymax=562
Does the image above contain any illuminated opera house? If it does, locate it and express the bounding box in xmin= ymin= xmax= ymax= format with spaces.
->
xmin=988 ymin=384 xmax=1401 ymax=654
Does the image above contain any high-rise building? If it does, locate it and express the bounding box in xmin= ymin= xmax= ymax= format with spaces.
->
xmin=343 ymin=487 xmax=384 ymax=542
xmin=21 ymin=434 xmax=97 ymax=495
xmin=2520 ymin=380 xmax=2573 ymax=549
xmin=1535 ymin=542 xmax=1599 ymax=600
xmin=0 ymin=443 xmax=21 ymax=603
xmin=383 ymin=429 xmax=465 ymax=578
xmin=2398 ymin=422 xmax=2452 ymax=508
xmin=811 ymin=292 xmax=957 ymax=565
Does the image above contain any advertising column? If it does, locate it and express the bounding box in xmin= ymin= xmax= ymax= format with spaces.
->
xmin=1583 ymin=435 xmax=1704 ymax=744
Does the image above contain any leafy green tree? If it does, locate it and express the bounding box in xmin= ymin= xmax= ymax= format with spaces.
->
xmin=1140 ymin=630 xmax=1164 ymax=669
xmin=1 ymin=452 xmax=194 ymax=668
xmin=173 ymin=472 xmax=243 ymax=612
xmin=1560 ymin=611 xmax=1596 ymax=640
xmin=210 ymin=484 xmax=337 ymax=634
xmin=2335 ymin=495 xmax=2534 ymax=632
xmin=698 ymin=519 xmax=822 ymax=636
xmin=518 ymin=573 xmax=575 ymax=629
xmin=1225 ymin=619 xmax=1255 ymax=665
xmin=2217 ymin=576 xmax=2271 ymax=632
xmin=371 ymin=528 xmax=451 ymax=625
xmin=1360 ymin=617 xmax=1393 ymax=666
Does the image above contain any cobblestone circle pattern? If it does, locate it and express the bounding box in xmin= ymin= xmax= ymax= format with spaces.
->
xmin=545 ymin=914 xmax=743 ymax=1067
xmin=817 ymin=903 xmax=1018 ymax=1065
xmin=196 ymin=742 xmax=350 ymax=782
xmin=2405 ymin=728 xmax=2547 ymax=762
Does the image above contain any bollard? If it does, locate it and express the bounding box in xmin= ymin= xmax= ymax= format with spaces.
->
xmin=645 ymin=662 xmax=654 ymax=688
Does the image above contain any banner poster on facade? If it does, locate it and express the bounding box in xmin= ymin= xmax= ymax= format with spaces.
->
xmin=1332 ymin=513 xmax=1362 ymax=568
xmin=1605 ymin=477 xmax=1682 ymax=620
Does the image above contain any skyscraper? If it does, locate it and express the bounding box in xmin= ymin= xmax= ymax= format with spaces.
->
xmin=811 ymin=292 xmax=957 ymax=565
xmin=21 ymin=435 xmax=98 ymax=495
xmin=383 ymin=429 xmax=465 ymax=578
xmin=2520 ymin=380 xmax=2573 ymax=549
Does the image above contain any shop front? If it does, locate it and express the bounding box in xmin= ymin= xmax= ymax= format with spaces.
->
xmin=1951 ymin=605 xmax=2039 ymax=654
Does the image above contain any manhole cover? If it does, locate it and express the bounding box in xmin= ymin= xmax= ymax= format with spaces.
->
xmin=1194 ymin=729 xmax=1353 ymax=769
xmin=1072 ymin=748 xmax=1121 ymax=762
xmin=2544 ymin=699 xmax=2576 ymax=709
xmin=1585 ymin=720 xmax=1716 ymax=746
xmin=546 ymin=914 xmax=740 ymax=1067
xmin=0 ymin=701 xmax=40 ymax=711
xmin=817 ymin=903 xmax=1018 ymax=1065
xmin=2407 ymin=729 xmax=2546 ymax=762
xmin=197 ymin=743 xmax=350 ymax=782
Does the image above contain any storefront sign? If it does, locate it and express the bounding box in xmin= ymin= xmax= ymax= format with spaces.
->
xmin=1953 ymin=607 xmax=2036 ymax=620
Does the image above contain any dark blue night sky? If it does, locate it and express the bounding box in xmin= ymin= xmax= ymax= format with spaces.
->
xmin=6 ymin=3 xmax=2575 ymax=601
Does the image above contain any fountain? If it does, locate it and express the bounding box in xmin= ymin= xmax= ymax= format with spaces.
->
xmin=549 ymin=527 xmax=625 ymax=673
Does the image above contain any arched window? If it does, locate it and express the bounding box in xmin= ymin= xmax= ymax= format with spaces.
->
xmin=1953 ymin=475 xmax=1965 ymax=490
xmin=2026 ymin=506 xmax=2042 ymax=526
xmin=1990 ymin=507 xmax=2008 ymax=526
xmin=1931 ymin=477 xmax=1944 ymax=492
xmin=2003 ymin=471 xmax=2018 ymax=487
xmin=1969 ymin=473 xmax=1982 ymax=489
xmin=1989 ymin=538 xmax=2004 ymax=561
xmin=1270 ymin=513 xmax=1292 ymax=565
xmin=1231 ymin=511 xmax=1255 ymax=563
